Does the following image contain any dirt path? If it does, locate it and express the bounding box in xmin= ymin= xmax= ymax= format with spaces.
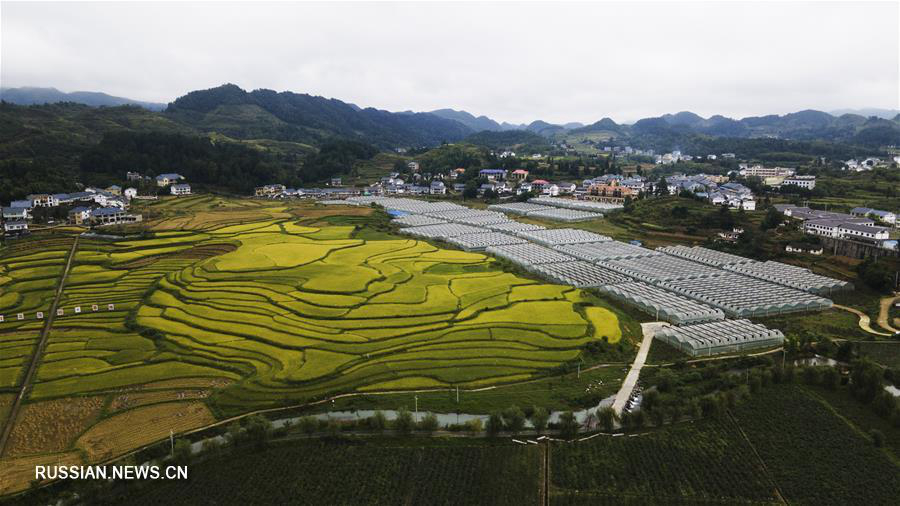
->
xmin=610 ymin=322 xmax=666 ymax=415
xmin=0 ymin=237 xmax=79 ymax=457
xmin=876 ymin=295 xmax=899 ymax=334
xmin=832 ymin=304 xmax=891 ymax=337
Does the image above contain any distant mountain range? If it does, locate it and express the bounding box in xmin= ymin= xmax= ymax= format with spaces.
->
xmin=2 ymin=84 xmax=898 ymax=150
xmin=0 ymin=86 xmax=167 ymax=110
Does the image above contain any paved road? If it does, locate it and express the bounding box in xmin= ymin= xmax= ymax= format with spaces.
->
xmin=876 ymin=295 xmax=899 ymax=334
xmin=833 ymin=304 xmax=891 ymax=337
xmin=0 ymin=237 xmax=79 ymax=457
xmin=610 ymin=322 xmax=667 ymax=415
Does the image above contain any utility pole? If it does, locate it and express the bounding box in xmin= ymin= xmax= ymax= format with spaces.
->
xmin=170 ymin=429 xmax=174 ymax=457
xmin=456 ymin=386 xmax=459 ymax=404
xmin=414 ymin=395 xmax=418 ymax=422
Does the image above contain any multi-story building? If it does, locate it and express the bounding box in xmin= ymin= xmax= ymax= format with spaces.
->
xmin=170 ymin=184 xmax=192 ymax=196
xmin=781 ymin=175 xmax=816 ymax=190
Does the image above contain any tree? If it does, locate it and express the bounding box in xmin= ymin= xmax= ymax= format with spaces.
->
xmin=370 ymin=411 xmax=387 ymax=433
xmin=462 ymin=180 xmax=478 ymax=199
xmin=486 ymin=411 xmax=504 ymax=436
xmin=631 ymin=409 xmax=646 ymax=429
xmin=655 ymin=177 xmax=669 ymax=196
xmin=419 ymin=413 xmax=440 ymax=434
xmin=172 ymin=438 xmax=193 ymax=464
xmin=394 ymin=408 xmax=415 ymax=435
xmin=299 ymin=416 xmax=318 ymax=435
xmin=502 ymin=406 xmax=526 ymax=434
xmin=761 ymin=206 xmax=782 ymax=230
xmin=596 ymin=406 xmax=618 ymax=432
xmin=649 ymin=407 xmax=665 ymax=427
xmin=856 ymin=258 xmax=895 ymax=293
xmin=655 ymin=369 xmax=677 ymax=393
xmin=821 ymin=367 xmax=840 ymax=390
xmin=642 ymin=390 xmax=660 ymax=412
xmin=227 ymin=421 xmax=244 ymax=446
xmin=850 ymin=359 xmax=883 ymax=403
xmin=244 ymin=414 xmax=272 ymax=449
xmin=465 ymin=418 xmax=483 ymax=435
xmin=529 ymin=407 xmax=549 ymax=434
xmin=558 ymin=411 xmax=579 ymax=439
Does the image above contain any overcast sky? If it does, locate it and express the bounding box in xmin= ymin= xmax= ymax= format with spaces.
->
xmin=2 ymin=1 xmax=898 ymax=124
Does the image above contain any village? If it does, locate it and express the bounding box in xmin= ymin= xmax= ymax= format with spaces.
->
xmin=0 ymin=172 xmax=191 ymax=237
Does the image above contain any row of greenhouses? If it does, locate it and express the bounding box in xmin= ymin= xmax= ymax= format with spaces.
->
xmin=486 ymin=243 xmax=577 ymax=266
xmin=654 ymin=319 xmax=785 ymax=357
xmin=392 ymin=214 xmax=448 ymax=227
xmin=488 ymin=202 xmax=604 ymax=222
xmin=598 ymin=282 xmax=726 ymax=325
xmin=529 ymin=260 xmax=631 ymax=288
xmin=657 ymin=273 xmax=833 ymax=317
xmin=656 ymin=245 xmax=755 ymax=267
xmin=515 ymin=228 xmax=612 ymax=246
xmin=484 ymin=221 xmax=546 ymax=233
xmin=555 ymin=241 xmax=662 ymax=262
xmin=596 ymin=255 xmax=725 ymax=283
xmin=400 ymin=223 xmax=486 ymax=239
xmin=528 ymin=197 xmax=623 ymax=213
xmin=723 ymin=261 xmax=852 ymax=294
xmin=446 ymin=232 xmax=526 ymax=252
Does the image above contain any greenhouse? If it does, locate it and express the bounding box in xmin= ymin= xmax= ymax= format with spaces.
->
xmin=446 ymin=232 xmax=526 ymax=251
xmin=488 ymin=202 xmax=550 ymax=216
xmin=656 ymin=245 xmax=756 ymax=267
xmin=524 ymin=207 xmax=604 ymax=222
xmin=528 ymin=197 xmax=623 ymax=213
xmin=392 ymin=214 xmax=448 ymax=227
xmin=516 ymin=228 xmax=612 ymax=247
xmin=347 ymin=197 xmax=465 ymax=214
xmin=423 ymin=208 xmax=499 ymax=220
xmin=449 ymin=212 xmax=512 ymax=227
xmin=653 ymin=319 xmax=785 ymax=357
xmin=657 ymin=273 xmax=834 ymax=317
xmin=485 ymin=243 xmax=576 ymax=266
xmin=400 ymin=223 xmax=488 ymax=239
xmin=597 ymin=281 xmax=725 ymax=325
xmin=318 ymin=199 xmax=355 ymax=206
xmin=484 ymin=221 xmax=546 ymax=233
xmin=723 ymin=261 xmax=852 ymax=294
xmin=596 ymin=255 xmax=725 ymax=283
xmin=530 ymin=260 xmax=631 ymax=288
xmin=555 ymin=241 xmax=662 ymax=262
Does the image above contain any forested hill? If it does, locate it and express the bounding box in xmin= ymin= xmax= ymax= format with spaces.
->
xmin=165 ymin=84 xmax=473 ymax=147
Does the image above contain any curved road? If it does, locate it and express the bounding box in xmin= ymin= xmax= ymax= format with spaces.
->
xmin=832 ymin=304 xmax=891 ymax=337
xmin=876 ymin=295 xmax=899 ymax=334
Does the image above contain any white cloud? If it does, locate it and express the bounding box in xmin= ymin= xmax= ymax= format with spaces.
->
xmin=1 ymin=1 xmax=897 ymax=124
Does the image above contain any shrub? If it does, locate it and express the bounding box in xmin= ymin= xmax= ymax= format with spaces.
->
xmin=394 ymin=408 xmax=414 ymax=435
xmin=418 ymin=413 xmax=439 ymax=434
xmin=502 ymin=406 xmax=526 ymax=435
xmin=529 ymin=407 xmax=549 ymax=434
xmin=596 ymin=406 xmax=618 ymax=432
xmin=486 ymin=412 xmax=504 ymax=437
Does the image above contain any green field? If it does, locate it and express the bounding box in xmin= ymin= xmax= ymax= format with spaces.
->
xmin=117 ymin=438 xmax=542 ymax=506
xmin=550 ymin=418 xmax=780 ymax=504
xmin=730 ymin=385 xmax=900 ymax=505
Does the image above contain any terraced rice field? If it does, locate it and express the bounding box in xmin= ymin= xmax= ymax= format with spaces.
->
xmin=0 ymin=202 xmax=632 ymax=488
xmin=0 ymin=237 xmax=74 ymax=390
